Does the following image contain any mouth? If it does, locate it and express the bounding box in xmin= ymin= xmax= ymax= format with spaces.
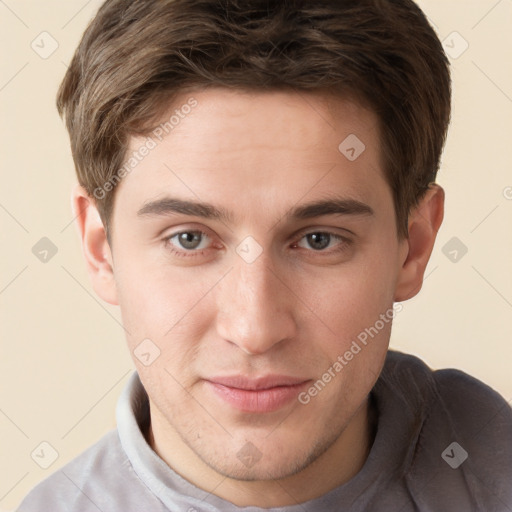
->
xmin=204 ymin=375 xmax=311 ymax=413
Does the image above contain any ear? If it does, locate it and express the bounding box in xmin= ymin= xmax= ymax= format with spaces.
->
xmin=71 ymin=185 xmax=118 ymax=305
xmin=394 ymin=184 xmax=444 ymax=302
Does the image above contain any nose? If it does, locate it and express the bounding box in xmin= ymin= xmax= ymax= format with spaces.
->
xmin=215 ymin=251 xmax=298 ymax=355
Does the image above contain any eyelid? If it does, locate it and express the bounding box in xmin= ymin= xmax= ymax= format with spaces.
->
xmin=292 ymin=225 xmax=355 ymax=243
xmin=162 ymin=223 xmax=217 ymax=242
xmin=167 ymin=230 xmax=211 ymax=249
xmin=161 ymin=224 xmax=354 ymax=260
xmin=162 ymin=226 xmax=227 ymax=260
xmin=165 ymin=228 xmax=212 ymax=244
xmin=294 ymin=231 xmax=350 ymax=251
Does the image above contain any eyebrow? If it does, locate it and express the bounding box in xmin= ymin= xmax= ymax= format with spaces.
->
xmin=137 ymin=196 xmax=374 ymax=222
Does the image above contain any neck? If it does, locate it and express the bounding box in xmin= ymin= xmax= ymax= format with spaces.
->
xmin=146 ymin=395 xmax=376 ymax=507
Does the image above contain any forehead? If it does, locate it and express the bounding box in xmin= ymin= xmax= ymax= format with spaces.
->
xmin=144 ymin=88 xmax=380 ymax=158
xmin=115 ymin=88 xmax=388 ymax=220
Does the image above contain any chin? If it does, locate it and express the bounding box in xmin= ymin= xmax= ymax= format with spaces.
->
xmin=211 ymin=456 xmax=306 ymax=482
xmin=198 ymin=432 xmax=337 ymax=482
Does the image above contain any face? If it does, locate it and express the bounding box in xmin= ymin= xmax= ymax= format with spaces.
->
xmin=108 ymin=88 xmax=407 ymax=481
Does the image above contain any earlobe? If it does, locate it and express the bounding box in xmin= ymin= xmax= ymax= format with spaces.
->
xmin=394 ymin=184 xmax=445 ymax=302
xmin=71 ymin=185 xmax=118 ymax=305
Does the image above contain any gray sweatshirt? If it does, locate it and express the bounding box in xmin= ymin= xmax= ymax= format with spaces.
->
xmin=17 ymin=350 xmax=512 ymax=511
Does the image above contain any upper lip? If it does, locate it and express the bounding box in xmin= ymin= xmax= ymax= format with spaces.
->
xmin=206 ymin=375 xmax=309 ymax=390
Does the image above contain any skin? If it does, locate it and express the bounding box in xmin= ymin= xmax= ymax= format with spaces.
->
xmin=73 ymin=88 xmax=444 ymax=507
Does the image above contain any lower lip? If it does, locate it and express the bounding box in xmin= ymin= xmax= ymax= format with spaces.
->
xmin=206 ymin=381 xmax=309 ymax=413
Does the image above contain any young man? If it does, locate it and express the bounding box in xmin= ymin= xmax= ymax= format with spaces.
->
xmin=17 ymin=0 xmax=512 ymax=511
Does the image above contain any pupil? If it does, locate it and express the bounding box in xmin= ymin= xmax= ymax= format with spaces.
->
xmin=308 ymin=233 xmax=330 ymax=250
xmin=179 ymin=232 xmax=201 ymax=249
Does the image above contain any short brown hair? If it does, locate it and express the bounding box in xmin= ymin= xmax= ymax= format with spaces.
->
xmin=57 ymin=0 xmax=451 ymax=240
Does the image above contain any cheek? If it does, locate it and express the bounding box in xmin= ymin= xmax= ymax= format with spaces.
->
xmin=308 ymin=251 xmax=398 ymax=339
xmin=295 ymin=243 xmax=399 ymax=397
xmin=298 ymin=258 xmax=397 ymax=413
xmin=115 ymin=251 xmax=207 ymax=323
xmin=113 ymin=254 xmax=222 ymax=370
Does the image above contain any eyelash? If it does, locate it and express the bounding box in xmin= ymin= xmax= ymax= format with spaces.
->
xmin=164 ymin=230 xmax=213 ymax=259
xmin=163 ymin=229 xmax=352 ymax=259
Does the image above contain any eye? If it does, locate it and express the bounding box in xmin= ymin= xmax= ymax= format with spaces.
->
xmin=296 ymin=232 xmax=346 ymax=251
xmin=167 ymin=230 xmax=211 ymax=251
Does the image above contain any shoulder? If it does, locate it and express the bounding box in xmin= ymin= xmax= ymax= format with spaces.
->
xmin=427 ymin=358 xmax=512 ymax=458
xmin=433 ymin=364 xmax=512 ymax=502
xmin=433 ymin=364 xmax=512 ymax=422
xmin=16 ymin=429 xmax=147 ymax=512
xmin=385 ymin=350 xmax=512 ymax=510
xmin=383 ymin=349 xmax=512 ymax=425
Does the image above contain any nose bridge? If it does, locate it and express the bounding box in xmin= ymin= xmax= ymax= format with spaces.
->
xmin=215 ymin=251 xmax=296 ymax=354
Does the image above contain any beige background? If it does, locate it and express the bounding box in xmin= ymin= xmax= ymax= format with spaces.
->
xmin=1 ymin=0 xmax=511 ymax=510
